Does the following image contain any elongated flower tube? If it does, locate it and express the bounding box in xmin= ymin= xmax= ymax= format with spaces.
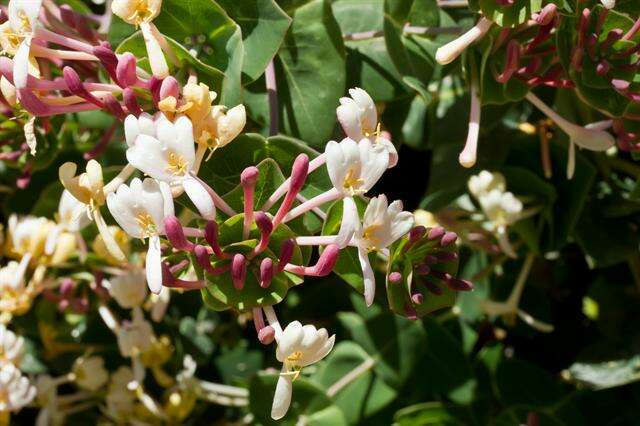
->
xmin=270 ymin=320 xmax=335 ymax=420
xmin=106 ymin=178 xmax=174 ymax=293
xmin=459 ymin=78 xmax=481 ymax=168
xmin=353 ymin=195 xmax=414 ymax=306
xmin=124 ymin=113 xmax=216 ymax=219
xmin=435 ymin=17 xmax=493 ymax=65
xmin=525 ymin=92 xmax=615 ymax=178
xmin=337 ymin=87 xmax=398 ymax=167
xmin=1 ymin=0 xmax=42 ymax=89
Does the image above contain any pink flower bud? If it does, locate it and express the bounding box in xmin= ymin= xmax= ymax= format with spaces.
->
xmin=17 ymin=89 xmax=49 ymax=116
xmin=427 ymin=226 xmax=445 ymax=241
xmin=149 ymin=76 xmax=162 ymax=105
xmin=437 ymin=251 xmax=458 ymax=262
xmin=258 ymin=326 xmax=275 ymax=344
xmin=60 ymin=278 xmax=75 ymax=296
xmin=63 ymin=67 xmax=103 ymax=107
xmin=92 ymin=44 xmax=119 ymax=85
xmin=424 ymin=280 xmax=443 ymax=295
xmin=193 ymin=244 xmax=215 ymax=273
xmin=241 ymin=166 xmax=259 ymax=187
xmin=59 ymin=5 xmax=77 ymax=28
xmin=205 ymin=221 xmax=225 ymax=258
xmin=600 ymin=29 xmax=624 ymax=53
xmin=276 ymin=239 xmax=295 ymax=273
xmin=388 ymin=272 xmax=402 ymax=283
xmin=596 ymin=60 xmax=610 ymax=76
xmin=535 ymin=3 xmax=557 ymax=26
xmin=440 ymin=232 xmax=458 ymax=247
xmin=415 ymin=264 xmax=430 ymax=275
xmin=309 ymin=244 xmax=339 ymax=276
xmin=411 ymin=292 xmax=424 ymax=305
xmin=123 ymin=88 xmax=142 ymax=116
xmin=273 ymin=154 xmax=309 ymax=226
xmin=164 ymin=216 xmax=195 ymax=251
xmin=447 ymin=278 xmax=474 ymax=292
xmin=160 ymin=76 xmax=179 ymax=100
xmin=231 ymin=254 xmax=247 ymax=290
xmin=404 ymin=303 xmax=418 ymax=320
xmin=116 ymin=53 xmax=138 ymax=87
xmin=260 ymin=258 xmax=274 ymax=288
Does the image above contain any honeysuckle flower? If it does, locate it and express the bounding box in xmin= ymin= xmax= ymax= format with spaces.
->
xmin=6 ymin=214 xmax=51 ymax=260
xmin=1 ymin=0 xmax=42 ymax=89
xmin=0 ymin=254 xmax=42 ymax=317
xmin=34 ymin=374 xmax=61 ymax=426
xmin=91 ymin=226 xmax=131 ymax=266
xmin=413 ymin=209 xmax=439 ymax=229
xmin=71 ymin=356 xmax=108 ymax=391
xmin=116 ymin=307 xmax=155 ymax=357
xmin=107 ymin=269 xmax=148 ymax=309
xmin=59 ymin=160 xmax=130 ymax=263
xmin=459 ymin=79 xmax=480 ymax=168
xmin=601 ymin=0 xmax=615 ymax=9
xmin=326 ymin=137 xmax=388 ymax=198
xmin=0 ymin=363 xmax=36 ymax=413
xmin=525 ymin=92 xmax=615 ymax=178
xmin=270 ymin=321 xmax=335 ymax=420
xmin=124 ymin=113 xmax=216 ymax=220
xmin=354 ymin=195 xmax=414 ymax=306
xmin=0 ymin=77 xmax=16 ymax=106
xmin=0 ymin=325 xmax=24 ymax=367
xmin=337 ymin=88 xmax=398 ymax=167
xmin=106 ymin=177 xmax=174 ymax=293
xmin=146 ymin=286 xmax=170 ymax=322
xmin=111 ymin=0 xmax=171 ymax=78
xmin=105 ymin=366 xmax=136 ymax=423
xmin=468 ymin=171 xmax=523 ymax=258
xmin=435 ymin=17 xmax=493 ymax=65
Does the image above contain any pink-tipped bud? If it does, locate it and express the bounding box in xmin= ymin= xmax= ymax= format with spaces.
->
xmin=241 ymin=166 xmax=259 ymax=188
xmin=424 ymin=255 xmax=438 ymax=265
xmin=289 ymin=154 xmax=310 ymax=194
xmin=258 ymin=326 xmax=275 ymax=344
xmin=437 ymin=251 xmax=458 ymax=262
xmin=409 ymin=226 xmax=427 ymax=242
xmin=535 ymin=3 xmax=557 ymax=26
xmin=497 ymin=40 xmax=520 ymax=83
xmin=600 ymin=29 xmax=624 ymax=52
xmin=440 ymin=232 xmax=458 ymax=247
xmin=424 ymin=280 xmax=444 ymax=295
xmin=255 ymin=211 xmax=273 ymax=236
xmin=411 ymin=292 xmax=424 ymax=305
xmin=596 ymin=60 xmax=610 ymax=76
xmin=160 ymin=76 xmax=179 ymax=100
xmin=447 ymin=278 xmax=474 ymax=292
xmin=311 ymin=244 xmax=340 ymax=276
xmin=149 ymin=76 xmax=162 ymax=105
xmin=103 ymin=94 xmax=126 ymax=121
xmin=388 ymin=272 xmax=402 ymax=283
xmin=59 ymin=5 xmax=77 ymax=28
xmin=404 ymin=303 xmax=418 ymax=321
xmin=205 ymin=221 xmax=224 ymax=257
xmin=63 ymin=67 xmax=103 ymax=107
xmin=92 ymin=44 xmax=119 ymax=84
xmin=612 ymin=78 xmax=631 ymax=91
xmin=123 ymin=88 xmax=142 ymax=116
xmin=231 ymin=254 xmax=247 ymax=290
xmin=164 ymin=216 xmax=195 ymax=251
xmin=427 ymin=226 xmax=446 ymax=241
xmin=161 ymin=262 xmax=176 ymax=286
xmin=260 ymin=258 xmax=274 ymax=288
xmin=277 ymin=239 xmax=295 ymax=273
xmin=193 ymin=244 xmax=215 ymax=273
xmin=116 ymin=53 xmax=138 ymax=87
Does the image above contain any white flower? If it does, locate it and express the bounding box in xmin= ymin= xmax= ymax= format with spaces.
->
xmin=354 ymin=195 xmax=414 ymax=306
xmin=0 ymin=325 xmax=24 ymax=367
xmin=271 ymin=321 xmax=335 ymax=420
xmin=35 ymin=374 xmax=62 ymax=426
xmin=468 ymin=170 xmax=506 ymax=198
xmin=336 ymin=88 xmax=397 ymax=167
xmin=116 ymin=309 xmax=154 ymax=357
xmin=601 ymin=0 xmax=615 ymax=9
xmin=325 ymin=137 xmax=388 ymax=197
xmin=57 ymin=190 xmax=91 ymax=233
xmin=124 ymin=113 xmax=216 ymax=220
xmin=478 ymin=189 xmax=523 ymax=229
xmin=8 ymin=214 xmax=53 ymax=258
xmin=106 ymin=178 xmax=174 ymax=293
xmin=1 ymin=0 xmax=42 ymax=89
xmin=72 ymin=356 xmax=108 ymax=391
xmin=111 ymin=0 xmax=162 ymax=25
xmin=0 ymin=255 xmax=30 ymax=296
xmin=0 ymin=254 xmax=37 ymax=316
xmin=0 ymin=363 xmax=36 ymax=412
xmin=107 ymin=269 xmax=148 ymax=309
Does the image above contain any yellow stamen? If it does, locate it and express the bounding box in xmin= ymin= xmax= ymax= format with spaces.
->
xmin=343 ymin=168 xmax=364 ymax=194
xmin=135 ymin=213 xmax=157 ymax=237
xmin=166 ymin=152 xmax=188 ymax=176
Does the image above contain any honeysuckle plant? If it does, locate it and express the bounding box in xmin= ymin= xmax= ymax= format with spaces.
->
xmin=0 ymin=0 xmax=639 ymax=424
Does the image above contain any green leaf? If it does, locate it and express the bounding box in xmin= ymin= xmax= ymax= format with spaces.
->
xmin=478 ymin=0 xmax=542 ymax=28
xmin=394 ymin=402 xmax=474 ymax=426
xmin=312 ymin=341 xmax=396 ymax=423
xmin=338 ymin=311 xmax=426 ymax=388
xmin=276 ymin=0 xmax=346 ymax=147
xmin=565 ymin=356 xmax=640 ymax=390
xmin=249 ymin=372 xmax=348 ymax=425
xmin=496 ymin=359 xmax=562 ymax=407
xmin=218 ymin=0 xmax=292 ymax=81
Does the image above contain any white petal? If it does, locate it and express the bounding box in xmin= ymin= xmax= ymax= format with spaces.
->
xmin=145 ymin=235 xmax=162 ymax=294
xmin=107 ymin=191 xmax=142 ymax=238
xmin=336 ymin=196 xmax=359 ymax=248
xmin=359 ymin=140 xmax=388 ymax=191
xmin=271 ymin=368 xmax=293 ymax=420
xmin=358 ymin=247 xmax=376 ymax=306
xmin=567 ymin=140 xmax=576 ymax=179
xmin=126 ymin=134 xmax=173 ymax=182
xmin=124 ymin=114 xmax=140 ymax=147
xmin=182 ymin=176 xmax=215 ymax=220
xmin=349 ymin=88 xmax=377 ymax=132
xmin=12 ymin=39 xmax=31 ymax=89
xmin=276 ymin=321 xmax=304 ymax=361
xmin=158 ymin=181 xmax=174 ymax=218
xmin=325 ymin=140 xmax=346 ymax=191
xmin=9 ymin=0 xmax=41 ymax=33
xmin=336 ymin=98 xmax=363 ymax=141
xmin=140 ymin=22 xmax=169 ymax=79
xmin=387 ymin=211 xmax=414 ymax=247
xmin=170 ymin=115 xmax=196 ymax=165
xmin=138 ymin=112 xmax=156 ymax=137
xmin=140 ymin=178 xmax=166 ymax=228
xmin=376 ymin=136 xmax=398 ymax=168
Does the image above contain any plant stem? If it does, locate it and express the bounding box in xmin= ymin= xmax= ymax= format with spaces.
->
xmin=326 ymin=357 xmax=376 ymax=397
xmin=265 ymin=59 xmax=279 ymax=136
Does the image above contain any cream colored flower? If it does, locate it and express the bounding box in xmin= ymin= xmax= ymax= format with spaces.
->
xmin=104 ymin=366 xmax=136 ymax=423
xmin=107 ymin=269 xmax=148 ymax=309
xmin=111 ymin=0 xmax=162 ymax=25
xmin=116 ymin=309 xmax=154 ymax=357
xmin=0 ymin=325 xmax=24 ymax=367
xmin=0 ymin=362 xmax=36 ymax=412
xmin=72 ymin=356 xmax=108 ymax=391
